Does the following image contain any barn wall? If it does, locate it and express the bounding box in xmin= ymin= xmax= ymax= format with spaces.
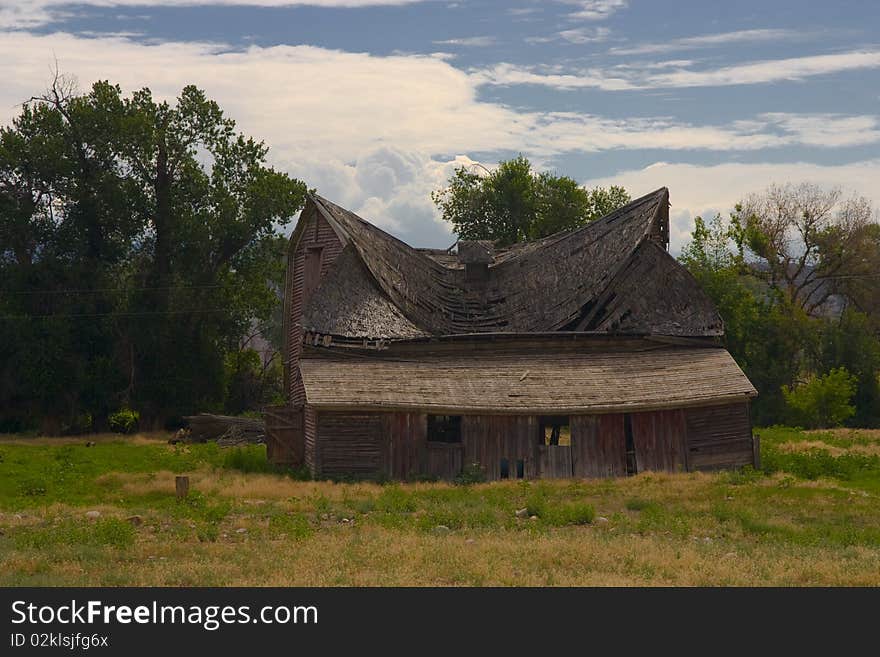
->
xmin=313 ymin=410 xmax=427 ymax=480
xmin=571 ymin=414 xmax=627 ymax=478
xmin=631 ymin=409 xmax=688 ymax=473
xmin=685 ymin=403 xmax=754 ymax=470
xmin=287 ymin=204 xmax=344 ymax=406
xmin=304 ymin=405 xmax=317 ymax=475
xmin=308 ymin=403 xmax=755 ymax=480
xmin=462 ymin=415 xmax=538 ymax=481
xmin=315 ymin=411 xmax=386 ymax=478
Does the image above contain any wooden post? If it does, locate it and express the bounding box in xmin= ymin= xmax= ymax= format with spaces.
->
xmin=752 ymin=434 xmax=761 ymax=470
xmin=175 ymin=475 xmax=190 ymax=500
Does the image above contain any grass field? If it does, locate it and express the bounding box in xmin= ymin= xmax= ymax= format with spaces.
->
xmin=1 ymin=426 xmax=879 ymax=586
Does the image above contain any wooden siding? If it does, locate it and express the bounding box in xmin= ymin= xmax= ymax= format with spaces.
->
xmin=462 ymin=415 xmax=538 ymax=481
xmin=287 ymin=204 xmax=344 ymax=406
xmin=306 ymin=405 xmax=755 ymax=480
xmin=631 ymin=409 xmax=687 ymax=473
xmin=537 ymin=446 xmax=572 ymax=479
xmin=316 ymin=412 xmax=386 ymax=478
xmin=425 ymin=443 xmax=463 ymax=480
xmin=304 ymin=405 xmax=317 ymax=475
xmin=685 ymin=403 xmax=754 ymax=470
xmin=571 ymin=414 xmax=627 ymax=478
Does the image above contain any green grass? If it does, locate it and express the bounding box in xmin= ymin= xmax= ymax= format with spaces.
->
xmin=1 ymin=426 xmax=880 ymax=586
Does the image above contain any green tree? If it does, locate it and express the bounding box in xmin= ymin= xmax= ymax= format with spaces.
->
xmin=431 ymin=155 xmax=630 ymax=246
xmin=818 ymin=309 xmax=880 ymax=426
xmin=734 ymin=182 xmax=876 ymax=314
xmin=782 ymin=367 xmax=857 ymax=429
xmin=679 ymin=213 xmax=818 ymax=424
xmin=0 ymin=76 xmax=306 ymax=431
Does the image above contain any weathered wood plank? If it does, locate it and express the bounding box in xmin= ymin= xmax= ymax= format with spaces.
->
xmin=571 ymin=414 xmax=627 ymax=478
xmin=685 ymin=403 xmax=754 ymax=470
xmin=631 ymin=409 xmax=687 ymax=473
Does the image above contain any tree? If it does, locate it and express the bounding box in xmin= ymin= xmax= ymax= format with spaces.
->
xmin=734 ymin=182 xmax=877 ymax=315
xmin=0 ymin=76 xmax=307 ymax=431
xmin=679 ymin=213 xmax=818 ymax=425
xmin=431 ymin=155 xmax=630 ymax=246
xmin=680 ymin=194 xmax=880 ymax=427
xmin=782 ymin=367 xmax=857 ymax=429
xmin=818 ymin=309 xmax=880 ymax=426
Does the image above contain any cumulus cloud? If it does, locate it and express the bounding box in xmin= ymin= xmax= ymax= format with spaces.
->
xmin=583 ymin=160 xmax=880 ymax=253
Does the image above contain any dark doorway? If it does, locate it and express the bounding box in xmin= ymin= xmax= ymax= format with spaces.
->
xmin=624 ymin=413 xmax=637 ymax=475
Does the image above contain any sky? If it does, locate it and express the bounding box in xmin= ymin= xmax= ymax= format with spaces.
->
xmin=2 ymin=0 xmax=879 ymax=252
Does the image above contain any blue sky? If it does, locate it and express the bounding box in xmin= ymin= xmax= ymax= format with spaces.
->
xmin=2 ymin=0 xmax=879 ymax=251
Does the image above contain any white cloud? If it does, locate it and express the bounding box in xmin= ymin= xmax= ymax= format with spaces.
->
xmin=0 ymin=0 xmax=427 ymax=29
xmin=433 ymin=36 xmax=496 ymax=47
xmin=2 ymin=31 xmax=878 ymax=246
xmin=561 ymin=0 xmax=628 ymax=21
xmin=610 ymin=28 xmax=813 ymax=56
xmin=558 ymin=26 xmax=611 ymax=44
xmin=478 ymin=49 xmax=880 ymax=91
xmin=649 ymin=50 xmax=880 ymax=88
xmin=583 ymin=160 xmax=880 ymax=253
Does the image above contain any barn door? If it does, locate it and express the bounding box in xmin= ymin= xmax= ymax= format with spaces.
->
xmin=571 ymin=415 xmax=627 ymax=478
xmin=264 ymin=405 xmax=304 ymax=466
xmin=630 ymin=409 xmax=687 ymax=473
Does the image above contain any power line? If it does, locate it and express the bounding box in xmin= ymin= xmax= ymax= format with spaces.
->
xmin=0 ymin=309 xmax=232 ymax=320
xmin=1 ymin=283 xmax=227 ymax=296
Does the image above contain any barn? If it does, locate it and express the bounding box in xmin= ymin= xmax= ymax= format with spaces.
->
xmin=265 ymin=187 xmax=758 ymax=480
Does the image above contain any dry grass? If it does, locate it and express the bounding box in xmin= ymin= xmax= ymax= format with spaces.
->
xmin=0 ymin=432 xmax=168 ymax=447
xmin=2 ymin=427 xmax=880 ymax=586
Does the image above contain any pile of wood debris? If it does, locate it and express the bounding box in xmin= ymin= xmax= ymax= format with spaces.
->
xmin=175 ymin=414 xmax=266 ymax=447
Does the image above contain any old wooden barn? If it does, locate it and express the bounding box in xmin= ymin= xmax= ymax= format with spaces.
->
xmin=265 ymin=187 xmax=758 ymax=480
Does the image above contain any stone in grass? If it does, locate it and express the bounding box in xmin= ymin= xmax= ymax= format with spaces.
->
xmin=432 ymin=525 xmax=451 ymax=534
xmin=126 ymin=515 xmax=143 ymax=526
xmin=85 ymin=510 xmax=101 ymax=520
xmin=595 ymin=516 xmax=609 ymax=524
xmin=235 ymin=528 xmax=248 ymax=534
xmin=515 ymin=508 xmax=529 ymax=519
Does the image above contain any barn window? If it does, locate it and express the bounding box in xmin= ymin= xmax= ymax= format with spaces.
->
xmin=539 ymin=416 xmax=570 ymax=446
xmin=427 ymin=415 xmax=462 ymax=443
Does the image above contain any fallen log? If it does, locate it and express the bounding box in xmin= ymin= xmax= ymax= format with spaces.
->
xmin=182 ymin=413 xmax=266 ymax=446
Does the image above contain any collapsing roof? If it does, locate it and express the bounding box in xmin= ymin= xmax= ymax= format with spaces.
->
xmin=299 ymin=347 xmax=757 ymax=414
xmin=299 ymin=187 xmax=723 ymax=340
